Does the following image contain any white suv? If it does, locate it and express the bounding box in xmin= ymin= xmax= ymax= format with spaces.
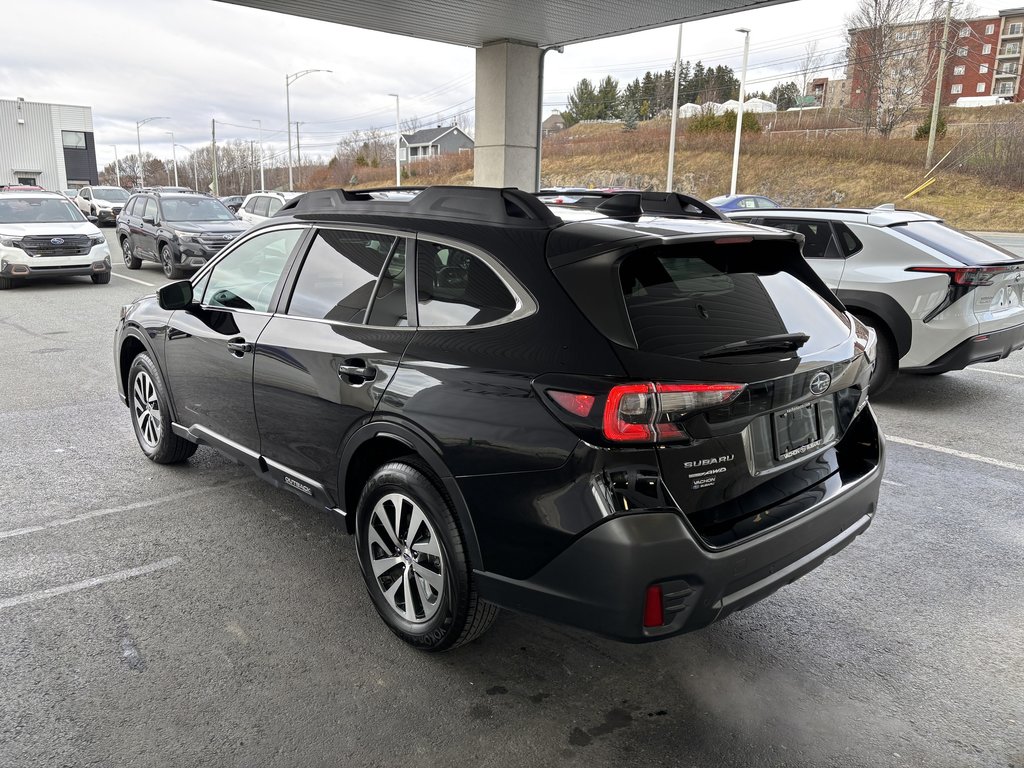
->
xmin=75 ymin=185 xmax=132 ymax=225
xmin=729 ymin=205 xmax=1024 ymax=394
xmin=237 ymin=191 xmax=301 ymax=226
xmin=0 ymin=191 xmax=111 ymax=289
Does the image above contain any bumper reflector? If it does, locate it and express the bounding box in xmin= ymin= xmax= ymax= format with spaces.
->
xmin=643 ymin=584 xmax=664 ymax=627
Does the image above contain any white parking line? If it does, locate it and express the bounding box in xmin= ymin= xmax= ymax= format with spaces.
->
xmin=111 ymin=272 xmax=154 ymax=287
xmin=0 ymin=480 xmax=249 ymax=540
xmin=886 ymin=435 xmax=1024 ymax=474
xmin=969 ymin=367 xmax=1024 ymax=380
xmin=880 ymin=479 xmax=904 ymax=487
xmin=0 ymin=557 xmax=181 ymax=612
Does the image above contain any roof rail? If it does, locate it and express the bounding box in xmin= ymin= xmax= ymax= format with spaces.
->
xmin=279 ymin=185 xmax=561 ymax=228
xmin=596 ymin=191 xmax=724 ymax=222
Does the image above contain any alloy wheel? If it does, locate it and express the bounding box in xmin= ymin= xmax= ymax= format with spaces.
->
xmin=367 ymin=492 xmax=445 ymax=624
xmin=132 ymin=370 xmax=162 ymax=448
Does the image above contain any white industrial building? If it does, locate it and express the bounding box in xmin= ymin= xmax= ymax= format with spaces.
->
xmin=0 ymin=98 xmax=98 ymax=190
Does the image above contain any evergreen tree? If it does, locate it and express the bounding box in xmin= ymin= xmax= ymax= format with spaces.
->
xmin=597 ymin=76 xmax=620 ymax=119
xmin=564 ymin=78 xmax=602 ymax=125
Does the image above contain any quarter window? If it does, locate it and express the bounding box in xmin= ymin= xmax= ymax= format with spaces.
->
xmin=253 ymin=196 xmax=271 ymax=217
xmin=143 ymin=198 xmax=159 ymax=220
xmin=415 ymin=242 xmax=517 ymax=326
xmin=287 ymin=229 xmax=397 ymax=324
xmin=759 ymin=219 xmax=842 ymax=259
xmin=243 ymin=197 xmax=259 ymax=213
xmin=202 ymin=228 xmax=301 ymax=313
xmin=267 ymin=197 xmax=284 ymax=216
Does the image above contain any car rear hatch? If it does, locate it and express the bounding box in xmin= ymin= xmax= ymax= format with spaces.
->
xmin=890 ymin=220 xmax=1024 ymax=331
xmin=545 ymin=225 xmax=879 ymax=548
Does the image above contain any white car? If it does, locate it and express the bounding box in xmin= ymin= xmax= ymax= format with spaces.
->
xmin=728 ymin=205 xmax=1024 ymax=394
xmin=75 ymin=185 xmax=132 ymax=225
xmin=237 ymin=191 xmax=301 ymax=226
xmin=0 ymin=191 xmax=111 ymax=289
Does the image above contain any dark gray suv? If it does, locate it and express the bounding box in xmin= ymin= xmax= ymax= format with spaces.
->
xmin=116 ymin=192 xmax=249 ymax=278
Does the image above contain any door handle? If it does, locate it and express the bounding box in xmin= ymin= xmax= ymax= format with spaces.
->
xmin=338 ymin=360 xmax=377 ymax=382
xmin=226 ymin=338 xmax=252 ymax=356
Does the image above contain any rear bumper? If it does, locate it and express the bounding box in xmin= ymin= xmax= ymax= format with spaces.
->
xmin=476 ymin=428 xmax=884 ymax=643
xmin=906 ymin=322 xmax=1024 ymax=374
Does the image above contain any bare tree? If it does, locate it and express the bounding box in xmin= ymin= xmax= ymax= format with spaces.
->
xmin=846 ymin=0 xmax=944 ymax=137
xmin=797 ymin=41 xmax=828 ymax=125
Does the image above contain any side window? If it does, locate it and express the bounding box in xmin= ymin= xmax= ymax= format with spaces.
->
xmin=243 ymin=197 xmax=258 ymax=213
xmin=287 ymin=230 xmax=395 ymax=323
xmin=739 ymin=197 xmax=757 ymax=208
xmin=202 ymin=228 xmax=301 ymax=313
xmin=760 ymin=218 xmax=841 ymax=259
xmin=834 ymin=222 xmax=863 ymax=256
xmin=267 ymin=197 xmax=284 ymax=216
xmin=143 ymin=198 xmax=159 ymax=221
xmin=415 ymin=241 xmax=517 ymax=327
xmin=81 ymin=189 xmax=91 ymax=200
xmin=123 ymin=198 xmax=136 ymax=216
xmin=367 ymin=240 xmax=409 ymax=327
xmin=254 ymin=196 xmax=271 ymax=217
xmin=756 ymin=197 xmax=776 ymax=208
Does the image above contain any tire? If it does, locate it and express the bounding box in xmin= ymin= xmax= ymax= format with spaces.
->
xmin=91 ymin=272 xmax=111 ymax=284
xmin=355 ymin=462 xmax=498 ymax=651
xmin=0 ymin=276 xmax=16 ymax=290
xmin=127 ymin=352 xmax=197 ymax=464
xmin=854 ymin=313 xmax=897 ymax=396
xmin=121 ymin=237 xmax=142 ymax=269
xmin=161 ymin=244 xmax=184 ymax=280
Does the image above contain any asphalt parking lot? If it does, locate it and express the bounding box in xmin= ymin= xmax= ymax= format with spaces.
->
xmin=1 ymin=229 xmax=1022 ymax=768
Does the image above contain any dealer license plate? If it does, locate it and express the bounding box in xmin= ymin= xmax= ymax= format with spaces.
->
xmin=773 ymin=401 xmax=823 ymax=460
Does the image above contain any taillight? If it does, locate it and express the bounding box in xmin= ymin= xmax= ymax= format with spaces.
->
xmin=905 ymin=265 xmax=1009 ymax=286
xmin=548 ymin=390 xmax=596 ymax=417
xmin=603 ymin=382 xmax=744 ymax=443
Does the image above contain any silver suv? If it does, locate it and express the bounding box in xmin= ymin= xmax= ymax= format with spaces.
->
xmin=729 ymin=205 xmax=1024 ymax=394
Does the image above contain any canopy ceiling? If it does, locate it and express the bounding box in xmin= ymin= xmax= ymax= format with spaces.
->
xmin=214 ymin=0 xmax=795 ymax=48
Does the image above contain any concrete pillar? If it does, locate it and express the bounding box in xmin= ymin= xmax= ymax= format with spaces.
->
xmin=474 ymin=40 xmax=541 ymax=190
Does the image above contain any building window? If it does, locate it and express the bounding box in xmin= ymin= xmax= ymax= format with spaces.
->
xmin=1009 ymin=22 xmax=1023 ymax=35
xmin=951 ymin=84 xmax=963 ymax=94
xmin=953 ymin=65 xmax=966 ymax=75
xmin=996 ymin=81 xmax=1013 ymax=95
xmin=986 ymin=23 xmax=995 ymax=35
xmin=910 ymin=29 xmax=921 ymax=40
xmin=895 ymin=31 xmax=907 ymax=41
xmin=983 ymin=43 xmax=992 ymax=54
xmin=977 ymin=82 xmax=987 ymax=92
xmin=61 ymin=130 xmax=86 ymax=149
xmin=980 ymin=64 xmax=989 ymax=74
xmin=959 ymin=27 xmax=970 ymax=37
xmin=1004 ymin=42 xmax=1022 ymax=56
xmin=956 ymin=46 xmax=968 ymax=56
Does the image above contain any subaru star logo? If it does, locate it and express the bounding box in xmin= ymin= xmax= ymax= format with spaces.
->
xmin=50 ymin=237 xmax=64 ymax=245
xmin=223 ymin=234 xmax=234 ymax=240
xmin=809 ymin=371 xmax=831 ymax=396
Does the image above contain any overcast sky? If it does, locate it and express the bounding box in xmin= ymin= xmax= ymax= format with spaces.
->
xmin=0 ymin=0 xmax=1006 ymax=171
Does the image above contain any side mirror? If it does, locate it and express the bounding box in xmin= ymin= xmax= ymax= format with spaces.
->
xmin=87 ymin=215 xmax=99 ymax=224
xmin=142 ymin=215 xmax=155 ymax=225
xmin=158 ymin=280 xmax=194 ymax=310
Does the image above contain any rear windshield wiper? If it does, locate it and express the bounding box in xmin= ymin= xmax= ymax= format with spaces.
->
xmin=700 ymin=333 xmax=810 ymax=360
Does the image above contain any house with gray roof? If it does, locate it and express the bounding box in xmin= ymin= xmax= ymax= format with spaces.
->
xmin=400 ymin=125 xmax=474 ymax=162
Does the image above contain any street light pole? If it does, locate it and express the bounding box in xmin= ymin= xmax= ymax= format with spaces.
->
xmin=285 ymin=69 xmax=332 ymax=191
xmin=135 ymin=116 xmax=169 ymax=188
xmin=253 ymin=119 xmax=265 ymax=190
xmin=166 ymin=131 xmax=179 ymax=187
xmin=295 ymin=121 xmax=303 ymax=188
xmin=175 ymin=144 xmax=196 ymax=190
xmin=388 ymin=93 xmax=401 ymax=186
xmin=729 ymin=28 xmax=751 ymax=197
xmin=111 ymin=145 xmax=120 ymax=187
xmin=666 ymin=24 xmax=683 ymax=192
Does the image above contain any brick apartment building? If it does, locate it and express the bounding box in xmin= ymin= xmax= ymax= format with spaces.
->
xmin=844 ymin=7 xmax=1024 ymax=109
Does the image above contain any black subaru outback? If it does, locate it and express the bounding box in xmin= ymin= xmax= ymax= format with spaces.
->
xmin=114 ymin=186 xmax=884 ymax=651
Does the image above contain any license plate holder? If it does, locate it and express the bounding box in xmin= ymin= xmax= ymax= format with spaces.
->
xmin=773 ymin=401 xmax=822 ymax=461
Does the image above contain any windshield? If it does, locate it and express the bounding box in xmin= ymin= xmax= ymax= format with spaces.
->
xmin=92 ymin=187 xmax=130 ymax=201
xmin=161 ymin=197 xmax=235 ymax=222
xmin=890 ymin=221 xmax=1023 ymax=266
xmin=0 ymin=198 xmax=87 ymax=224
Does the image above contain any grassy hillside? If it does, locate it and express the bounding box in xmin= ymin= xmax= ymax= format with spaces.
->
xmin=337 ymin=113 xmax=1024 ymax=231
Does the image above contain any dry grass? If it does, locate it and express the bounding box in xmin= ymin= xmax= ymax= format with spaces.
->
xmin=339 ymin=116 xmax=1024 ymax=231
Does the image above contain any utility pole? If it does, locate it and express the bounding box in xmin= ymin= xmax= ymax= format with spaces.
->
xmin=167 ymin=131 xmax=178 ymax=186
xmin=388 ymin=93 xmax=401 ymax=186
xmin=926 ymin=0 xmax=954 ymax=170
xmin=211 ymin=119 xmax=219 ymax=196
xmin=111 ymin=145 xmax=120 ymax=187
xmin=666 ymin=24 xmax=683 ymax=192
xmin=249 ymin=140 xmax=255 ymax=192
xmin=253 ymin=119 xmax=265 ymax=191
